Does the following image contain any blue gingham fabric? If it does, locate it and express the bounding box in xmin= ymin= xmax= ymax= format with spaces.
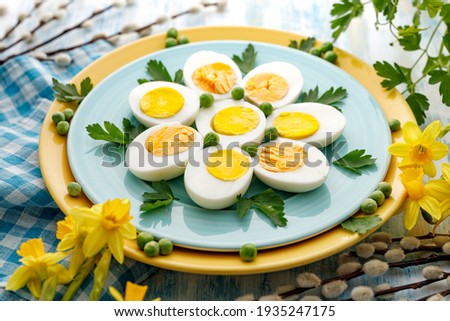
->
xmin=0 ymin=40 xmax=156 ymax=301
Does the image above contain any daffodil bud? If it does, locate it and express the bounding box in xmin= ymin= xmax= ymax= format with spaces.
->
xmin=39 ymin=275 xmax=58 ymax=301
xmin=422 ymin=265 xmax=444 ymax=280
xmin=234 ymin=294 xmax=255 ymax=301
xmin=400 ymin=236 xmax=421 ymax=250
xmin=90 ymin=250 xmax=112 ymax=301
xmin=321 ymin=280 xmax=347 ymax=299
xmin=362 ymin=259 xmax=389 ymax=277
xmin=351 ymin=286 xmax=374 ymax=301
xmin=375 ymin=283 xmax=393 ymax=300
xmin=336 ymin=262 xmax=361 ymax=276
xmin=384 ymin=248 xmax=405 ymax=262
xmin=296 ymin=272 xmax=321 ymax=288
xmin=355 ymin=243 xmax=375 ymax=258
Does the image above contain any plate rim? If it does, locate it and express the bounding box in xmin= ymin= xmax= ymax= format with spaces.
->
xmin=39 ymin=25 xmax=412 ymax=275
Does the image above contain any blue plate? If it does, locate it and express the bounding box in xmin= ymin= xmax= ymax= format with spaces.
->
xmin=67 ymin=41 xmax=391 ymax=251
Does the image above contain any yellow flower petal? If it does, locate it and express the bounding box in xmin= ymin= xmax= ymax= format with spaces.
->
xmin=108 ymin=231 xmax=125 ymax=264
xmin=119 ymin=222 xmax=137 ymax=240
xmin=57 ymin=233 xmax=77 ymax=251
xmin=56 ymin=216 xmax=74 ymax=240
xmin=422 ymin=161 xmax=437 ymax=177
xmin=418 ymin=195 xmax=441 ymax=220
xmin=404 ymin=199 xmax=420 ymax=230
xmin=442 ymin=163 xmax=450 ymax=183
xmin=441 ymin=199 xmax=450 ymax=216
xmin=426 ymin=180 xmax=450 ymax=201
xmin=422 ymin=120 xmax=441 ymax=145
xmin=17 ymin=238 xmax=45 ymax=258
xmin=388 ymin=143 xmax=411 ymax=157
xmin=69 ymin=244 xmax=85 ymax=277
xmin=41 ymin=251 xmax=69 ymax=266
xmin=47 ymin=264 xmax=73 ymax=284
xmin=124 ymin=281 xmax=148 ymax=301
xmin=109 ymin=286 xmax=124 ymax=301
xmin=27 ymin=278 xmax=42 ymax=298
xmin=403 ymin=122 xmax=422 ymax=145
xmin=68 ymin=207 xmax=101 ymax=226
xmin=6 ymin=266 xmax=34 ymax=291
xmin=83 ymin=226 xmax=108 ymax=258
xmin=429 ymin=141 xmax=448 ymax=160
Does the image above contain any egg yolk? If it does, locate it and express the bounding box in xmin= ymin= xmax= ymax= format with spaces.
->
xmin=206 ymin=150 xmax=250 ymax=181
xmin=212 ymin=106 xmax=260 ymax=136
xmin=245 ymin=73 xmax=289 ymax=103
xmin=259 ymin=143 xmax=305 ymax=172
xmin=192 ymin=63 xmax=237 ymax=94
xmin=140 ymin=87 xmax=184 ymax=118
xmin=146 ymin=125 xmax=195 ymax=156
xmin=273 ymin=112 xmax=319 ymax=139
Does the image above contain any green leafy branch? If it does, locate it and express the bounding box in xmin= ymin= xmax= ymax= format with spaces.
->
xmin=331 ymin=0 xmax=450 ymax=125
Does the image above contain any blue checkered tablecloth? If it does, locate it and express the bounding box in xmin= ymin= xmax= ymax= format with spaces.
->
xmin=0 ymin=40 xmax=156 ymax=301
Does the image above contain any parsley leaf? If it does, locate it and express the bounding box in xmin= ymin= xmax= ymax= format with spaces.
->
xmin=237 ymin=189 xmax=287 ymax=227
xmin=406 ymin=93 xmax=429 ymax=125
xmin=86 ymin=117 xmax=145 ymax=145
xmin=289 ymin=37 xmax=316 ymax=52
xmin=373 ymin=61 xmax=411 ymax=90
xmin=428 ymin=69 xmax=450 ymax=106
xmin=418 ymin=0 xmax=443 ymax=18
xmin=397 ymin=25 xmax=422 ymax=51
xmin=145 ymin=60 xmax=183 ymax=84
xmin=330 ymin=0 xmax=364 ymax=41
xmin=333 ymin=149 xmax=377 ymax=174
xmin=140 ymin=180 xmax=175 ymax=212
xmin=232 ymin=44 xmax=257 ymax=74
xmin=300 ymin=86 xmax=348 ymax=110
xmin=341 ymin=215 xmax=382 ymax=234
xmin=52 ymin=77 xmax=93 ymax=104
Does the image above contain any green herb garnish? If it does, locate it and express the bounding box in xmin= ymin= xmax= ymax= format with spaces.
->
xmin=299 ymin=86 xmax=348 ymax=110
xmin=140 ymin=181 xmax=175 ymax=212
xmin=232 ymin=43 xmax=257 ymax=74
xmin=237 ymin=189 xmax=287 ymax=227
xmin=139 ymin=60 xmax=183 ymax=84
xmin=52 ymin=77 xmax=93 ymax=104
xmin=333 ymin=149 xmax=377 ymax=175
xmin=86 ymin=117 xmax=145 ymax=145
xmin=288 ymin=37 xmax=316 ymax=52
xmin=341 ymin=215 xmax=382 ymax=234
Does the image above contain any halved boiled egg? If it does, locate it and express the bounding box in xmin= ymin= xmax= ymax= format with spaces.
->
xmin=266 ymin=102 xmax=346 ymax=147
xmin=254 ymin=140 xmax=329 ymax=193
xmin=129 ymin=81 xmax=200 ymax=127
xmin=183 ymin=51 xmax=243 ymax=100
xmin=184 ymin=147 xmax=253 ymax=209
xmin=195 ymin=99 xmax=266 ymax=147
xmin=126 ymin=122 xmax=203 ymax=181
xmin=242 ymin=61 xmax=303 ymax=108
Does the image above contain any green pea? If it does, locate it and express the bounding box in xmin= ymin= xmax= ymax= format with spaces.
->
xmin=67 ymin=182 xmax=81 ymax=197
xmin=263 ymin=127 xmax=278 ymax=143
xmin=52 ymin=111 xmax=65 ymax=125
xmin=389 ymin=119 xmax=401 ymax=132
xmin=158 ymin=239 xmax=173 ymax=255
xmin=369 ymin=190 xmax=385 ymax=206
xmin=240 ymin=243 xmax=257 ymax=262
xmin=63 ymin=108 xmax=74 ymax=121
xmin=309 ymin=48 xmax=322 ymax=57
xmin=165 ymin=37 xmax=178 ymax=48
xmin=137 ymin=232 xmax=154 ymax=250
xmin=361 ymin=198 xmax=378 ymax=214
xmin=377 ymin=182 xmax=392 ymax=198
xmin=200 ymin=93 xmax=214 ymax=108
xmin=323 ymin=50 xmax=338 ymax=63
xmin=144 ymin=241 xmax=160 ymax=257
xmin=57 ymin=121 xmax=70 ymax=135
xmin=241 ymin=142 xmax=259 ymax=157
xmin=178 ymin=35 xmax=189 ymax=45
xmin=166 ymin=27 xmax=178 ymax=39
xmin=203 ymin=132 xmax=219 ymax=147
xmin=231 ymin=87 xmax=245 ymax=100
xmin=259 ymin=102 xmax=273 ymax=117
xmin=320 ymin=41 xmax=334 ymax=53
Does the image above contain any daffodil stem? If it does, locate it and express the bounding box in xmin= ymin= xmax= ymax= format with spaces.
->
xmin=39 ymin=276 xmax=58 ymax=301
xmin=62 ymin=256 xmax=96 ymax=301
xmin=89 ymin=250 xmax=112 ymax=301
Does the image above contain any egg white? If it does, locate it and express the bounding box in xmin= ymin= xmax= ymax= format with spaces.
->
xmin=125 ymin=122 xmax=203 ymax=181
xmin=184 ymin=147 xmax=253 ymax=210
xmin=242 ymin=61 xmax=304 ymax=109
xmin=266 ymin=102 xmax=346 ymax=148
xmin=129 ymin=81 xmax=200 ymax=127
xmin=254 ymin=139 xmax=330 ymax=193
xmin=183 ymin=51 xmax=243 ymax=100
xmin=195 ymin=99 xmax=266 ymax=148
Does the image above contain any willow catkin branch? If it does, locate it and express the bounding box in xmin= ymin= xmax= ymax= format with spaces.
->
xmin=417 ymin=289 xmax=450 ymax=301
xmin=279 ymin=254 xmax=450 ymax=299
xmin=391 ymin=233 xmax=450 ymax=242
xmin=0 ymin=0 xmax=45 ymax=41
xmin=348 ymin=244 xmax=443 ymax=257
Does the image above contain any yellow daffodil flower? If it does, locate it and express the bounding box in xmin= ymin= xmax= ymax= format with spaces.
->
xmin=6 ymin=238 xmax=72 ymax=298
xmin=68 ymin=198 xmax=136 ymax=264
xmin=109 ymin=281 xmax=149 ymax=301
xmin=400 ymin=168 xmax=441 ymax=230
xmin=426 ymin=163 xmax=450 ymax=230
xmin=388 ymin=121 xmax=448 ymax=177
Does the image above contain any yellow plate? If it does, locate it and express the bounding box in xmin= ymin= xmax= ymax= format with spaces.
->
xmin=39 ymin=26 xmax=412 ymax=275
